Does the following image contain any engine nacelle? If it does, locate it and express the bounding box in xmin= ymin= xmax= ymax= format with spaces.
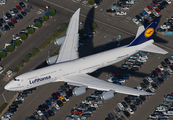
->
xmin=46 ymin=55 xmax=59 ymax=65
xmin=72 ymin=86 xmax=87 ymax=96
xmin=54 ymin=36 xmax=66 ymax=46
xmin=100 ymin=91 xmax=115 ymax=101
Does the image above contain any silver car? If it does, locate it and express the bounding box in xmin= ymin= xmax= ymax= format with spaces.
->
xmin=1 ymin=27 xmax=7 ymax=33
xmin=57 ymin=88 xmax=64 ymax=95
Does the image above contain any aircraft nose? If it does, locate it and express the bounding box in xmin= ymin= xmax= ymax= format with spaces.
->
xmin=4 ymin=83 xmax=10 ymax=90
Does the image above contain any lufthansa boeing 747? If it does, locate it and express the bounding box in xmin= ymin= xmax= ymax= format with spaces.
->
xmin=4 ymin=8 xmax=168 ymax=97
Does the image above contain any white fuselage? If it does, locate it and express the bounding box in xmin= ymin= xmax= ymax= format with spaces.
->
xmin=5 ymin=40 xmax=153 ymax=91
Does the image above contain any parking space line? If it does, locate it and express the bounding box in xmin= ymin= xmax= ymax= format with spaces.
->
xmin=1 ymin=93 xmax=7 ymax=103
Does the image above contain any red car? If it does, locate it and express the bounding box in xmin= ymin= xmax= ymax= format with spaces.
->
xmin=147 ymin=5 xmax=153 ymax=11
xmin=152 ymin=0 xmax=158 ymax=6
xmin=55 ymin=92 xmax=61 ymax=98
xmin=71 ymin=109 xmax=82 ymax=114
xmin=155 ymin=68 xmax=161 ymax=74
xmin=16 ymin=5 xmax=22 ymax=11
xmin=155 ymin=8 xmax=161 ymax=13
xmin=11 ymin=18 xmax=17 ymax=24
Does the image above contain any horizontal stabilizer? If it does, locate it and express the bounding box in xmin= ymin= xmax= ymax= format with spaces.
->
xmin=140 ymin=44 xmax=168 ymax=54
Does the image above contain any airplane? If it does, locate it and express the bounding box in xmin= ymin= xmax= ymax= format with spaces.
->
xmin=5 ymin=8 xmax=168 ymax=98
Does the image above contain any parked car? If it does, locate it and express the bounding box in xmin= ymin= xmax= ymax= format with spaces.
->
xmin=9 ymin=10 xmax=15 ymax=16
xmin=45 ymin=100 xmax=51 ymax=107
xmin=115 ymin=107 xmax=121 ymax=115
xmin=124 ymin=97 xmax=131 ymax=104
xmin=17 ymin=14 xmax=23 ymax=19
xmin=21 ymin=11 xmax=26 ymax=16
xmin=27 ymin=4 xmax=33 ymax=10
xmin=13 ymin=8 xmax=19 ymax=13
xmin=123 ymin=110 xmax=130 ymax=117
xmin=8 ymin=22 xmax=14 ymax=28
xmin=16 ymin=5 xmax=22 ymax=11
xmin=19 ymin=2 xmax=25 ymax=8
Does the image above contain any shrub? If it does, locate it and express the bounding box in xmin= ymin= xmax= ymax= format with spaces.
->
xmin=60 ymin=23 xmax=68 ymax=31
xmin=88 ymin=0 xmax=95 ymax=5
xmin=35 ymin=21 xmax=42 ymax=28
xmin=28 ymin=28 xmax=35 ymax=34
xmin=13 ymin=40 xmax=21 ymax=46
xmin=0 ymin=51 xmax=7 ymax=58
xmin=25 ymin=53 xmax=31 ymax=59
xmin=20 ymin=33 xmax=27 ymax=41
xmin=18 ymin=60 xmax=25 ymax=68
xmin=13 ymin=67 xmax=20 ymax=73
xmin=91 ymin=22 xmax=97 ymax=30
xmin=6 ymin=45 xmax=14 ymax=53
xmin=31 ymin=48 xmax=39 ymax=57
xmin=43 ymin=15 xmax=49 ymax=21
xmin=49 ymin=9 xmax=56 ymax=16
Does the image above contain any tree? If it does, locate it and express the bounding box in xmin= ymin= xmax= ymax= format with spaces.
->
xmin=24 ymin=53 xmax=31 ymax=63
xmin=49 ymin=9 xmax=56 ymax=16
xmin=18 ymin=60 xmax=25 ymax=68
xmin=35 ymin=21 xmax=42 ymax=28
xmin=31 ymin=48 xmax=39 ymax=57
xmin=13 ymin=67 xmax=20 ymax=73
xmin=0 ymin=51 xmax=7 ymax=58
xmin=20 ymin=33 xmax=27 ymax=41
xmin=28 ymin=28 xmax=35 ymax=34
xmin=60 ymin=23 xmax=68 ymax=31
xmin=6 ymin=45 xmax=14 ymax=53
xmin=88 ymin=0 xmax=95 ymax=5
xmin=91 ymin=22 xmax=97 ymax=30
xmin=13 ymin=40 xmax=21 ymax=46
xmin=42 ymin=15 xmax=49 ymax=21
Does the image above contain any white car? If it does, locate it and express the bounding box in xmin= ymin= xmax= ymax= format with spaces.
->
xmin=160 ymin=25 xmax=170 ymax=29
xmin=35 ymin=109 xmax=43 ymax=116
xmin=53 ymin=103 xmax=60 ymax=110
xmin=137 ymin=59 xmax=147 ymax=62
xmin=144 ymin=8 xmax=151 ymax=14
xmin=164 ymin=111 xmax=173 ymax=115
xmin=137 ymin=86 xmax=143 ymax=91
xmin=90 ymin=94 xmax=99 ymax=98
xmin=116 ymin=11 xmax=127 ymax=15
xmin=132 ymin=18 xmax=140 ymax=25
xmin=57 ymin=88 xmax=64 ymax=95
xmin=3 ymin=16 xmax=9 ymax=22
xmin=9 ymin=10 xmax=15 ymax=16
xmin=158 ymin=65 xmax=164 ymax=71
xmin=148 ymin=86 xmax=156 ymax=93
xmin=146 ymin=76 xmax=153 ymax=83
xmin=166 ymin=0 xmax=171 ymax=4
xmin=167 ymin=68 xmax=173 ymax=74
xmin=139 ymin=55 xmax=148 ymax=60
xmin=6 ymin=70 xmax=13 ymax=78
xmin=107 ymin=76 xmax=114 ymax=82
xmin=155 ymin=106 xmax=166 ymax=111
xmin=63 ymin=94 xmax=69 ymax=101
xmin=82 ymin=100 xmax=92 ymax=104
xmin=91 ymin=103 xmax=99 ymax=108
xmin=15 ymin=96 xmax=24 ymax=101
xmin=121 ymin=7 xmax=129 ymax=10
xmin=127 ymin=108 xmax=134 ymax=114
xmin=116 ymin=79 xmax=125 ymax=83
xmin=117 ymin=103 xmax=124 ymax=111
xmin=94 ymin=100 xmax=103 ymax=104
xmin=153 ymin=11 xmax=160 ymax=17
xmin=93 ymin=3 xmax=98 ymax=8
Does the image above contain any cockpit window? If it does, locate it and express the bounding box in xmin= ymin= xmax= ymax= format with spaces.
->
xmin=14 ymin=78 xmax=20 ymax=81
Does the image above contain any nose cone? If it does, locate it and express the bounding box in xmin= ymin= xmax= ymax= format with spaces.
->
xmin=4 ymin=80 xmax=16 ymax=91
xmin=4 ymin=83 xmax=10 ymax=90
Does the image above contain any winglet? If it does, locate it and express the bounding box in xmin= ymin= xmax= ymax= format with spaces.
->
xmin=128 ymin=20 xmax=160 ymax=47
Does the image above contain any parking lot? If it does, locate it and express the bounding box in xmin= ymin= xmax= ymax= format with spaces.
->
xmin=1 ymin=0 xmax=173 ymax=120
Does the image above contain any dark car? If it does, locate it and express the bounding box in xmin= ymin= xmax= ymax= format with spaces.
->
xmin=19 ymin=2 xmax=25 ymax=8
xmin=124 ymin=97 xmax=131 ymax=104
xmin=48 ymin=110 xmax=54 ymax=116
xmin=150 ymin=13 xmax=157 ymax=19
xmin=24 ymin=9 xmax=30 ymax=14
xmin=88 ymin=107 xmax=96 ymax=111
xmin=139 ymin=95 xmax=146 ymax=101
xmin=57 ymin=100 xmax=63 ymax=107
xmin=153 ymin=111 xmax=163 ymax=115
xmin=133 ymin=101 xmax=139 ymax=107
xmin=136 ymin=15 xmax=142 ymax=21
xmin=82 ymin=113 xmax=91 ymax=117
xmin=121 ymin=101 xmax=128 ymax=108
xmin=170 ymin=65 xmax=173 ymax=70
xmin=0 ymin=18 xmax=6 ymax=24
xmin=161 ymin=61 xmax=167 ymax=68
xmin=13 ymin=8 xmax=19 ymax=13
xmin=66 ymin=91 xmax=71 ymax=97
xmin=157 ymin=28 xmax=166 ymax=32
xmin=23 ymin=89 xmax=32 ymax=94
xmin=140 ymin=83 xmax=147 ymax=90
xmin=6 ymin=13 xmax=12 ymax=19
xmin=8 ymin=22 xmax=14 ymax=28
xmin=8 ymin=108 xmax=17 ymax=112
xmin=94 ymin=90 xmax=103 ymax=94
xmin=52 ymin=93 xmax=58 ymax=100
xmin=9 ymin=104 xmax=18 ymax=109
xmin=17 ymin=14 xmax=23 ymax=19
xmin=158 ymin=77 xmax=164 ymax=83
xmin=151 ymin=82 xmax=158 ymax=89
xmin=4 ymin=25 xmax=10 ymax=30
xmin=146 ymin=89 xmax=152 ymax=93
xmin=153 ymin=78 xmax=162 ymax=86
xmin=13 ymin=100 xmax=22 ymax=105
xmin=21 ymin=11 xmax=26 ymax=16
xmin=60 ymin=85 xmax=67 ymax=92
xmin=136 ymin=98 xmax=142 ymax=104
xmin=143 ymin=79 xmax=149 ymax=85
xmin=0 ymin=23 xmax=2 ymax=27
xmin=86 ymin=96 xmax=96 ymax=101
xmin=164 ymin=71 xmax=170 ymax=77
xmin=79 ymin=103 xmax=89 ymax=107
xmin=14 ymin=16 xmax=20 ymax=22
xmin=11 ymin=18 xmax=17 ymax=24
xmin=64 ymin=82 xmax=69 ymax=89
xmin=130 ymin=104 xmax=137 ymax=111
xmin=43 ymin=111 xmax=50 ymax=118
xmin=123 ymin=110 xmax=130 ymax=118
xmin=157 ymin=5 xmax=164 ymax=10
xmin=30 ymin=116 xmax=36 ymax=120
xmin=38 ymin=105 xmax=45 ymax=112
xmin=27 ymin=4 xmax=33 ymax=10
xmin=155 ymin=68 xmax=161 ymax=74
xmin=165 ymin=58 xmax=171 ymax=64
xmin=150 ymin=70 xmax=158 ymax=78
xmin=43 ymin=103 xmax=49 ymax=110
xmin=128 ymin=95 xmax=137 ymax=101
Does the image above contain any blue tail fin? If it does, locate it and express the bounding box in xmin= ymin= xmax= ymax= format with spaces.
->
xmin=128 ymin=20 xmax=160 ymax=47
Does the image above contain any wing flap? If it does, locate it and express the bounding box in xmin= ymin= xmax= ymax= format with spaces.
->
xmin=61 ymin=74 xmax=154 ymax=96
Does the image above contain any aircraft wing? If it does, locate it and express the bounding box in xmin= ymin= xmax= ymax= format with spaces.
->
xmin=56 ymin=8 xmax=80 ymax=63
xmin=60 ymin=74 xmax=155 ymax=96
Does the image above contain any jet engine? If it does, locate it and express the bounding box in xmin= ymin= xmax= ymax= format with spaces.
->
xmin=46 ymin=55 xmax=59 ymax=65
xmin=72 ymin=86 xmax=87 ymax=96
xmin=100 ymin=91 xmax=115 ymax=101
xmin=54 ymin=36 xmax=66 ymax=46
